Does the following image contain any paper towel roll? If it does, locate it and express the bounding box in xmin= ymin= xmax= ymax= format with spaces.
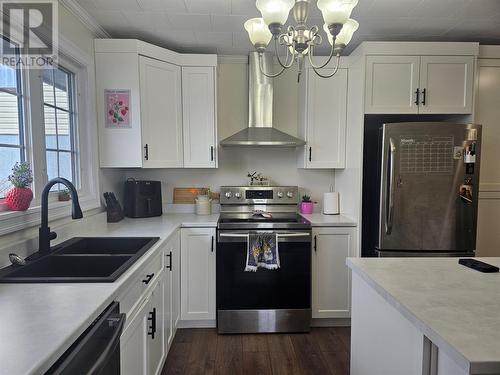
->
xmin=323 ymin=192 xmax=340 ymax=215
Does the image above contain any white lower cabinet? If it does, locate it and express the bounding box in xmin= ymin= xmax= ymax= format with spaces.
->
xmin=312 ymin=227 xmax=356 ymax=319
xmin=121 ymin=296 xmax=149 ymax=375
xmin=180 ymin=228 xmax=216 ymax=321
xmin=120 ymin=230 xmax=182 ymax=375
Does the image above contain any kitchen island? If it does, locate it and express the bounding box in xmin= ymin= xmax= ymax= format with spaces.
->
xmin=347 ymin=257 xmax=500 ymax=375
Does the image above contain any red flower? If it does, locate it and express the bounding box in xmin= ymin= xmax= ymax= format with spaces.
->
xmin=121 ymin=109 xmax=127 ymax=115
xmin=112 ymin=118 xmax=117 ymax=123
xmin=108 ymin=109 xmax=114 ymax=115
xmin=119 ymin=101 xmax=123 ymax=105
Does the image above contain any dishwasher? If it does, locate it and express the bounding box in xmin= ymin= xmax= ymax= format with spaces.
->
xmin=45 ymin=301 xmax=125 ymax=375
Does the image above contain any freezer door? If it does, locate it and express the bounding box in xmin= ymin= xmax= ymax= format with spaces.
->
xmin=378 ymin=122 xmax=481 ymax=252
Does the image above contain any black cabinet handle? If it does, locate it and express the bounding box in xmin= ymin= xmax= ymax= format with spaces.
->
xmin=309 ymin=147 xmax=312 ymax=162
xmin=314 ymin=235 xmax=317 ymax=252
xmin=422 ymin=88 xmax=426 ymax=105
xmin=147 ymin=307 xmax=156 ymax=339
xmin=166 ymin=251 xmax=172 ymax=271
xmin=142 ymin=273 xmax=154 ymax=284
xmin=211 ymin=236 xmax=214 ymax=253
xmin=144 ymin=144 xmax=149 ymax=160
xmin=414 ymin=88 xmax=420 ymax=105
xmin=210 ymin=146 xmax=214 ymax=161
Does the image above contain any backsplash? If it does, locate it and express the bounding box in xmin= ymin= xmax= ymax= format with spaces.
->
xmin=122 ymin=147 xmax=335 ymax=211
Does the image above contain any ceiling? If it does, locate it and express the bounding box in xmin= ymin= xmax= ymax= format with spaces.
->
xmin=77 ymin=0 xmax=500 ymax=55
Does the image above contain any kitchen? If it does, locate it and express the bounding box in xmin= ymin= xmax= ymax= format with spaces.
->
xmin=0 ymin=0 xmax=499 ymax=374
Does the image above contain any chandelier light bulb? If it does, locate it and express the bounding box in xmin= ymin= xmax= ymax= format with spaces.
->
xmin=244 ymin=18 xmax=272 ymax=51
xmin=317 ymin=0 xmax=359 ymax=26
xmin=323 ymin=18 xmax=359 ymax=46
xmin=256 ymin=0 xmax=295 ymax=27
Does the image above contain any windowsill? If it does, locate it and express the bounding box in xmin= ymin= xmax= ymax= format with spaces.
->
xmin=0 ymin=194 xmax=101 ymax=236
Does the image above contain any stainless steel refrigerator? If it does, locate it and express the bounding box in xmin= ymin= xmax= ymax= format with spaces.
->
xmin=362 ymin=122 xmax=481 ymax=257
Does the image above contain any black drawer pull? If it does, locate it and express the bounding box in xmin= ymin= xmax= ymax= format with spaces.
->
xmin=422 ymin=88 xmax=426 ymax=105
xmin=211 ymin=236 xmax=214 ymax=253
xmin=166 ymin=251 xmax=172 ymax=271
xmin=314 ymin=235 xmax=317 ymax=252
xmin=309 ymin=147 xmax=312 ymax=162
xmin=210 ymin=146 xmax=214 ymax=161
xmin=147 ymin=307 xmax=156 ymax=339
xmin=142 ymin=273 xmax=154 ymax=284
xmin=414 ymin=88 xmax=420 ymax=105
xmin=144 ymin=144 xmax=149 ymax=160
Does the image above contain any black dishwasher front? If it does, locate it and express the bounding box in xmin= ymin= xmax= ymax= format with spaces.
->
xmin=45 ymin=301 xmax=125 ymax=375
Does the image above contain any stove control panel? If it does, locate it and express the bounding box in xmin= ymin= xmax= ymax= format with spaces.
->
xmin=220 ymin=186 xmax=299 ymax=205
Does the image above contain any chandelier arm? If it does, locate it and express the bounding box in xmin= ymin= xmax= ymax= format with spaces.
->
xmin=312 ymin=54 xmax=341 ymax=78
xmin=307 ymin=37 xmax=336 ymax=70
xmin=274 ymin=36 xmax=295 ymax=69
xmin=258 ymin=52 xmax=286 ymax=78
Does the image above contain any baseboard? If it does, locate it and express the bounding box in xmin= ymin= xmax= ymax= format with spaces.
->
xmin=178 ymin=319 xmax=216 ymax=328
xmin=177 ymin=318 xmax=349 ymax=329
xmin=311 ymin=318 xmax=351 ymax=327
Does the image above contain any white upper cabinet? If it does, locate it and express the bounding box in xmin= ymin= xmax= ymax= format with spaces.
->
xmin=182 ymin=67 xmax=217 ymax=168
xmin=365 ymin=56 xmax=420 ymax=114
xmin=418 ymin=56 xmax=474 ymax=114
xmin=298 ymin=67 xmax=348 ymax=169
xmin=95 ymin=39 xmax=217 ymax=169
xmin=365 ymin=55 xmax=474 ymax=114
xmin=139 ymin=56 xmax=183 ymax=168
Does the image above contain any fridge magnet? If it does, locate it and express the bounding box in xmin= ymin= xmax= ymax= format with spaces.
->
xmin=459 ymin=184 xmax=473 ymax=203
xmin=105 ymin=89 xmax=131 ymax=128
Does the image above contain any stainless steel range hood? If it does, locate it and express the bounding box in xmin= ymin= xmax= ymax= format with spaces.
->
xmin=219 ymin=52 xmax=305 ymax=148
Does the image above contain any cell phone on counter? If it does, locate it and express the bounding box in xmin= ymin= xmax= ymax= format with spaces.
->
xmin=459 ymin=259 xmax=499 ymax=273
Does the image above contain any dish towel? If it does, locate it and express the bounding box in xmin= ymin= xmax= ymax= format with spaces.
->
xmin=245 ymin=232 xmax=280 ymax=272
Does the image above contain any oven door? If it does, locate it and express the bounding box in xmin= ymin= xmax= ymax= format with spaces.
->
xmin=216 ymin=230 xmax=312 ymax=333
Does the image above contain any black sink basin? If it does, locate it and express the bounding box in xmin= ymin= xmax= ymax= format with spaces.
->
xmin=55 ymin=237 xmax=154 ymax=255
xmin=0 ymin=237 xmax=159 ymax=283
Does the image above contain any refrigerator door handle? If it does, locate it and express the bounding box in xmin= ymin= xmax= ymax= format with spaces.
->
xmin=386 ymin=138 xmax=396 ymax=235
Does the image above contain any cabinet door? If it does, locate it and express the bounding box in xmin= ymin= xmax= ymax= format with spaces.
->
xmin=148 ymin=277 xmax=166 ymax=375
xmin=163 ymin=234 xmax=177 ymax=350
xmin=171 ymin=231 xmax=181 ymax=329
xmin=181 ymin=228 xmax=216 ymax=320
xmin=312 ymin=227 xmax=355 ymax=319
xmin=182 ymin=67 xmax=217 ymax=168
xmin=139 ymin=56 xmax=183 ymax=168
xmin=302 ymin=68 xmax=348 ymax=168
xmin=365 ymin=55 xmax=420 ymax=114
xmin=96 ymin=52 xmax=143 ymax=167
xmin=418 ymin=56 xmax=474 ymax=114
xmin=120 ymin=297 xmax=149 ymax=375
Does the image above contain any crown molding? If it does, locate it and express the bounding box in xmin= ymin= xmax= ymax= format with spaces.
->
xmin=218 ymin=55 xmax=249 ymax=64
xmin=59 ymin=0 xmax=111 ymax=38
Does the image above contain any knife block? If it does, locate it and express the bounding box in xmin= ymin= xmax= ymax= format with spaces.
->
xmin=106 ymin=207 xmax=124 ymax=223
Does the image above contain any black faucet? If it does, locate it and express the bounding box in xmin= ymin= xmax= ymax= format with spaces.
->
xmin=39 ymin=178 xmax=83 ymax=253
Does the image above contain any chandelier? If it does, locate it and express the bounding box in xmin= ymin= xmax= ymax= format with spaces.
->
xmin=244 ymin=0 xmax=359 ymax=80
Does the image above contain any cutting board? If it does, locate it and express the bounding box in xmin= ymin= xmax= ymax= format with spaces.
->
xmin=173 ymin=188 xmax=219 ymax=204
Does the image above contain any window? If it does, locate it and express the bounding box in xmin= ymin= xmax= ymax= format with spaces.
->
xmin=42 ymin=66 xmax=78 ymax=191
xmin=0 ymin=37 xmax=25 ymax=198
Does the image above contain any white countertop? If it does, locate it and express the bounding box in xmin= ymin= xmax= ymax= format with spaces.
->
xmin=300 ymin=213 xmax=357 ymax=227
xmin=347 ymin=257 xmax=500 ymax=374
xmin=0 ymin=213 xmax=218 ymax=375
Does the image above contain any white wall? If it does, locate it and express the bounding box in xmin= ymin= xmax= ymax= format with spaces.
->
xmin=122 ymin=61 xmax=335 ymax=209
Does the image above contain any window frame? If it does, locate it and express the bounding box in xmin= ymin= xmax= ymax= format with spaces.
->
xmin=0 ymin=36 xmax=100 ymax=236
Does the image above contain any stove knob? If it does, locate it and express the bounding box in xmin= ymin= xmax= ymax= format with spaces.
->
xmin=286 ymin=191 xmax=294 ymax=198
xmin=225 ymin=191 xmax=232 ymax=199
xmin=277 ymin=191 xmax=284 ymax=198
xmin=234 ymin=192 xmax=241 ymax=199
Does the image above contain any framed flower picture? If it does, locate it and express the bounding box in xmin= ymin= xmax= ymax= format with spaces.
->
xmin=105 ymin=89 xmax=131 ymax=128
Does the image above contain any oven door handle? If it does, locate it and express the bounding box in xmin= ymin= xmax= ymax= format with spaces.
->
xmin=219 ymin=232 xmax=311 ymax=238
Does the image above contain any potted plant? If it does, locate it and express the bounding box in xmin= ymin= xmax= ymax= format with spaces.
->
xmin=5 ymin=162 xmax=33 ymax=211
xmin=58 ymin=189 xmax=71 ymax=202
xmin=300 ymin=195 xmax=314 ymax=214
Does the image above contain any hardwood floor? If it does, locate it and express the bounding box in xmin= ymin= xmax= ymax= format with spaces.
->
xmin=161 ymin=327 xmax=350 ymax=375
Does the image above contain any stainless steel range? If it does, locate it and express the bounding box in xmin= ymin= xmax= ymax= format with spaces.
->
xmin=216 ymin=186 xmax=312 ymax=334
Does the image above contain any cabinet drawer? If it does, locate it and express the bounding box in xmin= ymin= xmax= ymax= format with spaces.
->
xmin=120 ymin=251 xmax=163 ymax=317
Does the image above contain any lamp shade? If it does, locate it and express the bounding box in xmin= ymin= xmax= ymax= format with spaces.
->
xmin=244 ymin=18 xmax=272 ymax=47
xmin=317 ymin=0 xmax=359 ymax=26
xmin=256 ymin=0 xmax=295 ymax=26
xmin=323 ymin=18 xmax=359 ymax=46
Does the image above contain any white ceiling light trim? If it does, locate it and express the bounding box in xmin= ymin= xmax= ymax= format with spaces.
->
xmin=245 ymin=0 xmax=359 ymax=80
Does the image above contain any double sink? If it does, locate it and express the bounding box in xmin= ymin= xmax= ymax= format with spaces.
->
xmin=0 ymin=237 xmax=159 ymax=283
